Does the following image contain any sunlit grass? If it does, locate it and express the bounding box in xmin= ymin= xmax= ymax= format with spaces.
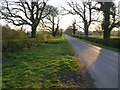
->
xmin=72 ymin=35 xmax=119 ymax=52
xmin=80 ymin=39 xmax=118 ymax=52
xmin=2 ymin=36 xmax=94 ymax=88
xmin=89 ymin=35 xmax=120 ymax=39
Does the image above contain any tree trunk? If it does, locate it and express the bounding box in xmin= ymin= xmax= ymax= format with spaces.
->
xmin=73 ymin=30 xmax=76 ymax=35
xmin=103 ymin=2 xmax=111 ymax=42
xmin=52 ymin=31 xmax=55 ymax=36
xmin=52 ymin=16 xmax=56 ymax=37
xmin=52 ymin=23 xmax=55 ymax=36
xmin=103 ymin=29 xmax=110 ymax=43
xmin=55 ymin=24 xmax=59 ymax=36
xmin=84 ymin=23 xmax=89 ymax=37
xmin=31 ymin=25 xmax=37 ymax=38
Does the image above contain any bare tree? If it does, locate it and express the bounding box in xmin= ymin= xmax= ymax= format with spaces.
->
xmin=63 ymin=0 xmax=98 ymax=37
xmin=72 ymin=19 xmax=77 ymax=35
xmin=95 ymin=23 xmax=103 ymax=35
xmin=43 ymin=5 xmax=61 ymax=36
xmin=0 ymin=0 xmax=50 ymax=38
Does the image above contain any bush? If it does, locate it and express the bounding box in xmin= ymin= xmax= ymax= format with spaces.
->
xmin=26 ymin=38 xmax=40 ymax=48
xmin=106 ymin=38 xmax=119 ymax=48
xmin=36 ymin=30 xmax=49 ymax=43
xmin=2 ymin=25 xmax=54 ymax=52
xmin=2 ymin=26 xmax=26 ymax=41
xmin=84 ymin=37 xmax=103 ymax=44
xmin=2 ymin=25 xmax=27 ymax=52
xmin=72 ymin=35 xmax=119 ymax=48
xmin=2 ymin=39 xmax=26 ymax=52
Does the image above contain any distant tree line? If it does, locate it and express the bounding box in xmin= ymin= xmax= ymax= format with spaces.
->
xmin=64 ymin=0 xmax=119 ymax=42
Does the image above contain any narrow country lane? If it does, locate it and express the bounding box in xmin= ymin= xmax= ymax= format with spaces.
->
xmin=65 ymin=35 xmax=119 ymax=88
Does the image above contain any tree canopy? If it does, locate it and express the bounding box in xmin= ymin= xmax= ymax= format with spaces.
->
xmin=0 ymin=0 xmax=50 ymax=38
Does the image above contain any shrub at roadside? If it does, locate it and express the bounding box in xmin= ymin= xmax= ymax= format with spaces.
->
xmin=26 ymin=38 xmax=40 ymax=48
xmin=72 ymin=35 xmax=119 ymax=48
xmin=36 ymin=30 xmax=54 ymax=43
xmin=2 ymin=25 xmax=27 ymax=52
xmin=2 ymin=39 xmax=26 ymax=52
xmin=106 ymin=38 xmax=119 ymax=48
xmin=2 ymin=25 xmax=26 ymax=40
xmin=2 ymin=25 xmax=54 ymax=52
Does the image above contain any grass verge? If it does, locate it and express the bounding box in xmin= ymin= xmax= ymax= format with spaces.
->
xmin=72 ymin=35 xmax=119 ymax=52
xmin=2 ymin=36 xmax=95 ymax=88
xmin=80 ymin=39 xmax=118 ymax=52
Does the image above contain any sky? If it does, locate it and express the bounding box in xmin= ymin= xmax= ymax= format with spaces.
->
xmin=0 ymin=0 xmax=74 ymax=30
xmin=47 ymin=0 xmax=81 ymax=30
xmin=47 ymin=0 xmax=119 ymax=30
xmin=0 ymin=0 xmax=119 ymax=31
xmin=46 ymin=0 xmax=78 ymax=31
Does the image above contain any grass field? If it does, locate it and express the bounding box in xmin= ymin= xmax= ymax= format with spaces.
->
xmin=2 ymin=36 xmax=95 ymax=88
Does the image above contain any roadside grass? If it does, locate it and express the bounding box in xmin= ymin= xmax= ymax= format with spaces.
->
xmin=2 ymin=36 xmax=95 ymax=88
xmin=79 ymin=39 xmax=119 ymax=52
xmin=72 ymin=35 xmax=119 ymax=52
xmin=89 ymin=35 xmax=120 ymax=39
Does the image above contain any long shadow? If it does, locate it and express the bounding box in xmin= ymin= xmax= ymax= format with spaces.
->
xmin=66 ymin=35 xmax=119 ymax=88
xmin=78 ymin=47 xmax=118 ymax=88
xmin=88 ymin=49 xmax=118 ymax=88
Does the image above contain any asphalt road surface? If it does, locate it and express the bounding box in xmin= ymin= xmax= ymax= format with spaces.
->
xmin=65 ymin=35 xmax=119 ymax=88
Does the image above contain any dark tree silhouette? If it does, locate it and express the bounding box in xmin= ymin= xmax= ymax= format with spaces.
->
xmin=72 ymin=20 xmax=77 ymax=35
xmin=0 ymin=0 xmax=50 ymax=38
xmin=43 ymin=5 xmax=61 ymax=36
xmin=63 ymin=0 xmax=98 ymax=37
xmin=94 ymin=2 xmax=120 ymax=42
